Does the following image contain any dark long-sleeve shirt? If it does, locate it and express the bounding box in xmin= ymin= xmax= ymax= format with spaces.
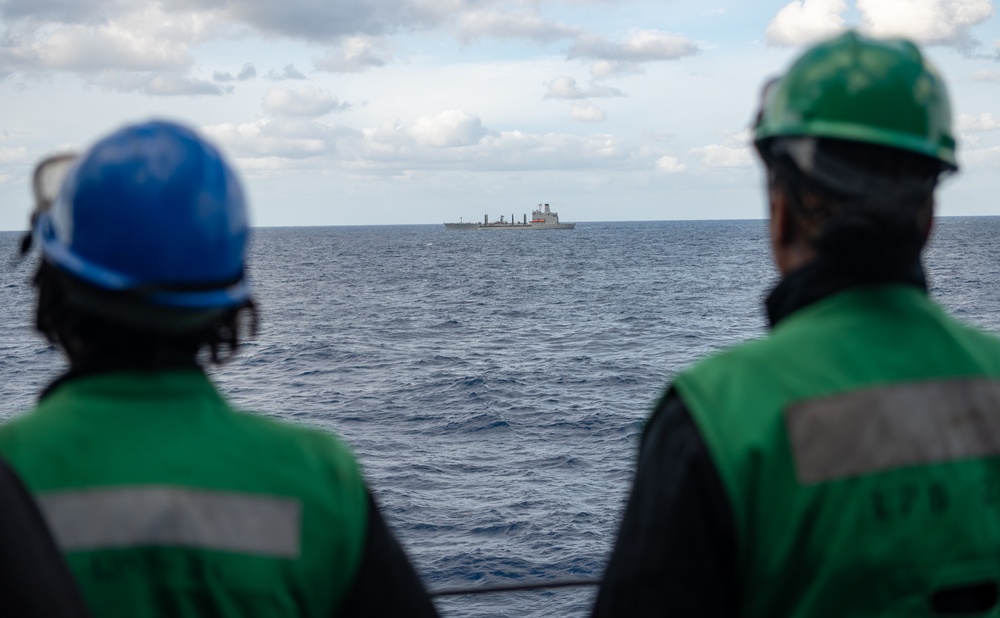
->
xmin=591 ymin=392 xmax=737 ymax=616
xmin=593 ymin=258 xmax=929 ymax=616
xmin=340 ymin=491 xmax=439 ymax=617
xmin=0 ymin=457 xmax=91 ymax=617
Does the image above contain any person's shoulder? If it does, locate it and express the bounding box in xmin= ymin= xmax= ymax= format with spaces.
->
xmin=229 ymin=409 xmax=359 ymax=466
xmin=229 ymin=413 xmax=371 ymax=533
xmin=915 ymin=294 xmax=1000 ymax=358
xmin=938 ymin=306 xmax=1000 ymax=344
xmin=680 ymin=333 xmax=779 ymax=380
xmin=0 ymin=406 xmax=46 ymax=452
xmin=672 ymin=332 xmax=799 ymax=420
xmin=943 ymin=314 xmax=1000 ymax=368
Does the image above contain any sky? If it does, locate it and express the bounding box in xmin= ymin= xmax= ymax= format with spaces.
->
xmin=1 ymin=0 xmax=999 ymax=229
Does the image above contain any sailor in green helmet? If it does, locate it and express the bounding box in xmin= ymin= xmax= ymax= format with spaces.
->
xmin=593 ymin=31 xmax=1000 ymax=616
xmin=1 ymin=121 xmax=438 ymax=617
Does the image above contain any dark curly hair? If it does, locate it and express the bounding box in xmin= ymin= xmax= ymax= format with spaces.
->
xmin=34 ymin=261 xmax=258 ymax=369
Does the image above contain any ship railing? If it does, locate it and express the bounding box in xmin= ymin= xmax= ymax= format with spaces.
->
xmin=430 ymin=577 xmax=601 ymax=597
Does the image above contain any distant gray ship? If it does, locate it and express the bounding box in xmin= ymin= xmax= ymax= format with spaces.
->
xmin=444 ymin=203 xmax=575 ymax=231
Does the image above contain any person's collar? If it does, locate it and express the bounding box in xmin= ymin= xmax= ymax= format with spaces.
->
xmin=40 ymin=358 xmax=202 ymax=401
xmin=765 ymin=258 xmax=927 ymax=328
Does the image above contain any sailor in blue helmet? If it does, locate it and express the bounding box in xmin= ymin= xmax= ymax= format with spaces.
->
xmin=2 ymin=120 xmax=438 ymax=617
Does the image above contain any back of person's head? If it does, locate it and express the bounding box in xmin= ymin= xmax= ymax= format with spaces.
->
xmin=753 ymin=31 xmax=956 ymax=273
xmin=29 ymin=120 xmax=255 ymax=368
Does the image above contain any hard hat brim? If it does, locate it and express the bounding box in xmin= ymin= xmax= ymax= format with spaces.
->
xmin=37 ymin=212 xmax=251 ymax=309
xmin=755 ymin=119 xmax=958 ymax=171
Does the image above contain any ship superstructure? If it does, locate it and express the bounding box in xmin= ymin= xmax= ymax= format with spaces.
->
xmin=444 ymin=204 xmax=575 ymax=230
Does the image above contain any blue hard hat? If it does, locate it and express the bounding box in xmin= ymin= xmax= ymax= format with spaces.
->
xmin=35 ymin=120 xmax=250 ymax=308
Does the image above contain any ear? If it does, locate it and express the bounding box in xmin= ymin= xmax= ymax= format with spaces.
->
xmin=769 ymin=183 xmax=810 ymax=276
xmin=920 ymin=196 xmax=934 ymax=246
xmin=768 ymin=184 xmax=795 ymax=248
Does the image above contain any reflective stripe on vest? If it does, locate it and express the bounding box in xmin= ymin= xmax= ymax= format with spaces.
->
xmin=674 ymin=286 xmax=1000 ymax=617
xmin=37 ymin=486 xmax=302 ymax=558
xmin=787 ymin=378 xmax=1000 ymax=484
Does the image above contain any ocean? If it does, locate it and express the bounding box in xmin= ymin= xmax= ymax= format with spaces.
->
xmin=1 ymin=218 xmax=999 ymax=616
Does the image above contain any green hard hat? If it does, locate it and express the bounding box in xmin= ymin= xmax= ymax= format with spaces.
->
xmin=754 ymin=30 xmax=957 ymax=171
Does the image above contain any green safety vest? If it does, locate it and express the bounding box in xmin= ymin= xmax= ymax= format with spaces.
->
xmin=0 ymin=370 xmax=368 ymax=618
xmin=674 ymin=285 xmax=1000 ymax=617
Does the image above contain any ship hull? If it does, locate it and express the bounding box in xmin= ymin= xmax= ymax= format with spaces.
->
xmin=444 ymin=223 xmax=575 ymax=230
xmin=477 ymin=223 xmax=575 ymax=230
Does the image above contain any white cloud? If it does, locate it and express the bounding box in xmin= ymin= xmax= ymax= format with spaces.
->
xmin=572 ymin=30 xmax=701 ymax=78
xmin=147 ymin=74 xmax=231 ymax=96
xmin=973 ymin=69 xmax=1000 ymax=82
xmin=356 ymin=120 xmax=647 ymax=171
xmin=569 ymin=105 xmax=606 ymax=122
xmin=0 ymin=5 xmax=211 ymax=73
xmin=544 ymin=76 xmax=624 ymax=99
xmin=691 ymin=131 xmax=754 ymax=168
xmin=265 ymin=64 xmax=307 ymax=80
xmin=0 ymin=0 xmax=703 ymax=101
xmin=731 ymin=129 xmax=753 ymax=144
xmin=87 ymin=71 xmax=231 ymax=95
xmin=763 ymin=0 xmax=993 ymax=50
xmin=0 ymin=146 xmax=30 ymax=165
xmin=857 ymin=0 xmax=994 ymax=46
xmin=957 ymin=112 xmax=1000 ymax=131
xmin=203 ymin=0 xmax=457 ymax=43
xmin=462 ymin=131 xmax=643 ymax=171
xmin=215 ymin=63 xmax=257 ymax=82
xmin=360 ymin=112 xmax=491 ymax=153
xmin=262 ymin=86 xmax=349 ymax=118
xmin=0 ymin=0 xmax=501 ymax=57
xmin=409 ymin=111 xmax=489 ymax=147
xmin=568 ymin=30 xmax=701 ymax=62
xmin=655 ymin=155 xmax=686 ymax=173
xmin=546 ymin=76 xmax=584 ymax=99
xmin=237 ymin=63 xmax=258 ymax=80
xmin=0 ymin=3 xmax=238 ymax=94
xmin=455 ymin=10 xmax=581 ymax=44
xmin=589 ymin=60 xmax=644 ymax=79
xmin=2 ymin=0 xmax=106 ymax=23
xmin=691 ymin=144 xmax=754 ymax=167
xmin=765 ymin=0 xmax=847 ymax=47
xmin=961 ymin=145 xmax=1000 ymax=166
xmin=314 ymin=36 xmax=390 ymax=73
xmin=203 ymin=119 xmax=351 ymax=159
xmin=204 ymin=112 xmax=656 ymax=174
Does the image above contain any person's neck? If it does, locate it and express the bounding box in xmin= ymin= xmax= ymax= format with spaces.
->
xmin=42 ymin=355 xmax=202 ymax=401
xmin=765 ymin=257 xmax=927 ymax=327
xmin=773 ymin=242 xmax=816 ymax=277
xmin=62 ymin=343 xmax=201 ymax=382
